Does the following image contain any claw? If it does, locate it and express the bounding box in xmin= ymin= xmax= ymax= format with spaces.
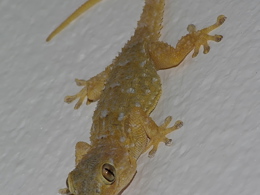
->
xmin=214 ymin=35 xmax=223 ymax=42
xmin=187 ymin=24 xmax=196 ymax=33
xmin=165 ymin=138 xmax=173 ymax=146
xmin=174 ymin=120 xmax=183 ymax=129
xmin=161 ymin=116 xmax=172 ymax=128
xmin=74 ymin=97 xmax=85 ymax=109
xmin=203 ymin=43 xmax=210 ymax=54
xmin=59 ymin=188 xmax=70 ymax=195
xmin=148 ymin=148 xmax=157 ymax=158
xmin=64 ymin=95 xmax=78 ymax=103
xmin=217 ymin=15 xmax=226 ymax=25
xmin=192 ymin=47 xmax=199 ymax=58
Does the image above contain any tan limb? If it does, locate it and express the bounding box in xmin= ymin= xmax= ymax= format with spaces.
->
xmin=59 ymin=142 xmax=91 ymax=195
xmin=64 ymin=64 xmax=113 ymax=109
xmin=149 ymin=15 xmax=226 ymax=70
xmin=59 ymin=188 xmax=70 ymax=194
xmin=46 ymin=0 xmax=103 ymax=41
xmin=129 ymin=107 xmax=183 ymax=158
xmin=75 ymin=141 xmax=91 ymax=166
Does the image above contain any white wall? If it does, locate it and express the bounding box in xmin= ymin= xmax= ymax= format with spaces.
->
xmin=1 ymin=0 xmax=259 ymax=194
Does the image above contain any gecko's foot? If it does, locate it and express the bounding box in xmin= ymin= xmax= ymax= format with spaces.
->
xmin=64 ymin=79 xmax=91 ymax=109
xmin=187 ymin=15 xmax=226 ymax=58
xmin=148 ymin=117 xmax=183 ymax=158
xmin=59 ymin=188 xmax=71 ymax=195
xmin=65 ymin=77 xmax=102 ymax=109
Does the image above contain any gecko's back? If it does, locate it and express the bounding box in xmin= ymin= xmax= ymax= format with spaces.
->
xmin=47 ymin=0 xmax=226 ymax=194
xmin=91 ymin=43 xmax=161 ymax=144
xmin=91 ymin=0 xmax=167 ymax=161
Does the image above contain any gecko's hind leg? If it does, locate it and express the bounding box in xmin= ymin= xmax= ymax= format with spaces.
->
xmin=189 ymin=15 xmax=226 ymax=58
xmin=65 ymin=64 xmax=113 ymax=109
xmin=149 ymin=15 xmax=226 ymax=70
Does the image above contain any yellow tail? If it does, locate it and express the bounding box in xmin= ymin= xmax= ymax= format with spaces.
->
xmin=125 ymin=0 xmax=165 ymax=47
xmin=46 ymin=0 xmax=102 ymax=42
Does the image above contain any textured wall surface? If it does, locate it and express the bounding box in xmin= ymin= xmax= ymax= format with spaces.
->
xmin=1 ymin=0 xmax=259 ymax=194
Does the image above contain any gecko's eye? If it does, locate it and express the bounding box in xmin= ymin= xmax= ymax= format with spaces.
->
xmin=102 ymin=163 xmax=116 ymax=184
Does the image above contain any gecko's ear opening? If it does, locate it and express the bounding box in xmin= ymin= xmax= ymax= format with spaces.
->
xmin=102 ymin=163 xmax=116 ymax=184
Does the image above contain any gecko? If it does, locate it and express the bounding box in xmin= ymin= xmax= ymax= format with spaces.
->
xmin=47 ymin=0 xmax=226 ymax=194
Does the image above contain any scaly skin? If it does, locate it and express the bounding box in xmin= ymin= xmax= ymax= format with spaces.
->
xmin=47 ymin=0 xmax=226 ymax=194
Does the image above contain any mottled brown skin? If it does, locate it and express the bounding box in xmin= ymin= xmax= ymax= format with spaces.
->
xmin=47 ymin=0 xmax=226 ymax=194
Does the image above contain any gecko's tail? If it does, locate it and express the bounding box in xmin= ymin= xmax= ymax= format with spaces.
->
xmin=46 ymin=0 xmax=102 ymax=42
xmin=127 ymin=0 xmax=165 ymax=46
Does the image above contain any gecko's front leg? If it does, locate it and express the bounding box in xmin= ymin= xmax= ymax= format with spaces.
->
xmin=65 ymin=63 xmax=114 ymax=109
xmin=59 ymin=141 xmax=92 ymax=195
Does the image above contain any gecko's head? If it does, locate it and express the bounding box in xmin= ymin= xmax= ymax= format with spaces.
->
xmin=66 ymin=145 xmax=137 ymax=195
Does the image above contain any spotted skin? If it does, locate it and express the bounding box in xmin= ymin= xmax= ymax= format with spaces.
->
xmin=47 ymin=0 xmax=226 ymax=194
